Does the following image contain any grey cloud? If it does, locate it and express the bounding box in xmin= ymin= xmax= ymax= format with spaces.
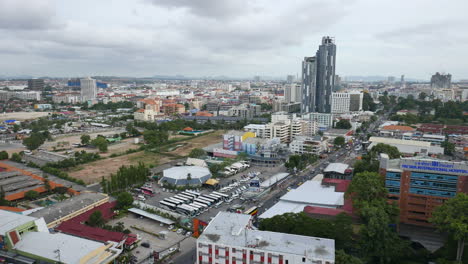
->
xmin=147 ymin=0 xmax=249 ymax=19
xmin=0 ymin=0 xmax=61 ymax=30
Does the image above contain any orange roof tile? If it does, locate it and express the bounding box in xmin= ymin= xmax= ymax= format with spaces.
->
xmin=0 ymin=206 xmax=25 ymax=212
xmin=382 ymin=125 xmax=415 ymax=131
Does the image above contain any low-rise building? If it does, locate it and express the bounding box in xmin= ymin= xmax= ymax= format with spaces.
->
xmin=323 ymin=163 xmax=352 ymax=180
xmin=289 ymin=136 xmax=327 ymax=155
xmin=197 ymin=211 xmax=335 ymax=264
xmin=368 ymin=137 xmax=443 ymax=156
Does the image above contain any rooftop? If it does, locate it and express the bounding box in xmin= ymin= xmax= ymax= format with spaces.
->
xmin=324 ymin=163 xmax=350 ymax=174
xmin=199 ymin=212 xmax=335 ymax=262
xmin=382 ymin=125 xmax=416 ymax=131
xmin=29 ymin=192 xmax=108 ymax=224
xmin=369 ymin=136 xmax=430 ymax=147
xmin=163 ymin=166 xmax=210 ymax=180
xmin=0 ymin=210 xmax=36 ymax=234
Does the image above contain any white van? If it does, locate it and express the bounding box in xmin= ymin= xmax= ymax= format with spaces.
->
xmin=137 ymin=195 xmax=146 ymax=201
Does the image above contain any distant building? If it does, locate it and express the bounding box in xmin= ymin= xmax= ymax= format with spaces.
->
xmin=286 ymin=74 xmax=295 ymax=84
xmin=0 ymin=90 xmax=41 ymax=101
xmin=379 ymin=154 xmax=468 ymax=226
xmin=349 ymin=91 xmax=363 ymax=111
xmin=27 ymin=79 xmax=44 ymax=91
xmin=253 ymin=76 xmax=261 ymax=82
xmin=430 ymin=72 xmax=452 ymax=89
xmin=331 ymin=92 xmax=350 ymax=114
xmin=134 ymin=98 xmax=162 ymax=121
xmin=197 ymin=212 xmax=335 ymax=264
xmin=387 ymin=76 xmax=396 ymax=83
xmin=301 ymin=56 xmax=317 ymax=113
xmin=80 ymin=77 xmax=97 ymax=102
xmin=284 ymin=83 xmax=301 ymax=103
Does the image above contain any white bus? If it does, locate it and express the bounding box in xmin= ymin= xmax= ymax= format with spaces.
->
xmin=199 ymin=195 xmax=216 ymax=204
xmin=177 ymin=194 xmax=194 ymax=202
xmin=173 ymin=195 xmax=192 ymax=203
xmin=188 ymin=203 xmax=204 ymax=212
xmin=160 ymin=200 xmax=178 ymax=210
xmin=176 ymin=204 xmax=196 ymax=216
xmin=212 ymin=191 xmax=229 ymax=201
xmin=204 ymin=194 xmax=221 ymax=203
xmin=166 ymin=198 xmax=184 ymax=205
xmin=181 ymin=192 xmax=198 ymax=200
xmin=195 ymin=197 xmax=213 ymax=206
xmin=192 ymin=202 xmax=208 ymax=210
xmin=185 ymin=190 xmax=201 ymax=197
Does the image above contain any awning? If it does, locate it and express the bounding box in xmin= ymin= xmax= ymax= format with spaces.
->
xmin=204 ymin=178 xmax=219 ymax=186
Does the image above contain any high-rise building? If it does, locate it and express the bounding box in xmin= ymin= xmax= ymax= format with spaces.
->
xmin=80 ymin=77 xmax=97 ymax=102
xmin=285 ymin=83 xmax=301 ymax=103
xmin=286 ymin=74 xmax=295 ymax=84
xmin=301 ymin=56 xmax=317 ymax=113
xmin=27 ymin=79 xmax=45 ymax=91
xmin=431 ymin=72 xmax=452 ymax=89
xmin=301 ymin=36 xmax=336 ymax=114
xmin=387 ymin=76 xmax=396 ymax=83
xmin=253 ymin=76 xmax=261 ymax=82
xmin=349 ymin=91 xmax=363 ymax=111
xmin=331 ymin=92 xmax=350 ymax=114
xmin=315 ymin=36 xmax=336 ymax=113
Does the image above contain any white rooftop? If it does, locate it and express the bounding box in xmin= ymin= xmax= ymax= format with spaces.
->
xmin=199 ymin=212 xmax=335 ymax=262
xmin=128 ymin=208 xmax=175 ymax=225
xmin=324 ymin=163 xmax=349 ymax=174
xmin=259 ymin=181 xmax=344 ymax=219
xmin=163 ymin=166 xmax=210 ymax=180
xmin=14 ymin=232 xmax=110 ymax=264
xmin=369 ymin=136 xmax=430 ymax=147
xmin=0 ymin=210 xmax=37 ymax=234
xmin=260 ymin=173 xmax=289 ymax=188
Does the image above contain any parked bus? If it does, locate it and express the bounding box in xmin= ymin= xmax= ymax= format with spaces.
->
xmin=165 ymin=198 xmax=184 ymax=205
xmin=160 ymin=200 xmax=178 ymax=210
xmin=177 ymin=194 xmax=194 ymax=201
xmin=188 ymin=203 xmax=204 ymax=212
xmin=181 ymin=192 xmax=197 ymax=200
xmin=204 ymin=194 xmax=221 ymax=203
xmin=244 ymin=206 xmax=259 ymax=216
xmin=173 ymin=195 xmax=191 ymax=203
xmin=176 ymin=204 xmax=197 ymax=216
xmin=185 ymin=190 xmax=201 ymax=197
xmin=195 ymin=197 xmax=213 ymax=206
xmin=192 ymin=202 xmax=208 ymax=210
xmin=199 ymin=195 xmax=216 ymax=204
xmin=212 ymin=191 xmax=229 ymax=201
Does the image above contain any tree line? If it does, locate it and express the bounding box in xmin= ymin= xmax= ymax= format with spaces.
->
xmin=101 ymin=162 xmax=149 ymax=193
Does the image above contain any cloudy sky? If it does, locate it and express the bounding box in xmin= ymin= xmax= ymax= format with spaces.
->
xmin=1 ymin=0 xmax=467 ymax=80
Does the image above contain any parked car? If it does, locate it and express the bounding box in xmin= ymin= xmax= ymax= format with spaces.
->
xmin=141 ymin=242 xmax=150 ymax=248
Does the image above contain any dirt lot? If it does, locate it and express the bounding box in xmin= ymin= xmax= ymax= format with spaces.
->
xmin=0 ymin=111 xmax=51 ymax=122
xmin=68 ymin=130 xmax=224 ymax=184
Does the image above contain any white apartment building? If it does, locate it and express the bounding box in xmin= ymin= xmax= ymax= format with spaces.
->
xmin=197 ymin=212 xmax=335 ymax=264
xmin=304 ymin=112 xmax=334 ymax=128
xmin=80 ymin=77 xmax=97 ymax=102
xmin=284 ymin=83 xmax=302 ymax=103
xmin=0 ymin=91 xmax=41 ymax=101
xmin=289 ymin=136 xmax=327 ymax=155
xmin=331 ymin=92 xmax=350 ymax=114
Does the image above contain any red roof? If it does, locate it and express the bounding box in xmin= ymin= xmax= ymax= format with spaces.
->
xmin=321 ymin=178 xmax=351 ymax=193
xmin=55 ymin=201 xmax=135 ymax=244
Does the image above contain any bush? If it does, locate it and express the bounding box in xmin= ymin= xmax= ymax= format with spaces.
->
xmin=25 ymin=190 xmax=39 ymax=200
xmin=0 ymin=151 xmax=8 ymax=160
xmin=10 ymin=153 xmax=22 ymax=162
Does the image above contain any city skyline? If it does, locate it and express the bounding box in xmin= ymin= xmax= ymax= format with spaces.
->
xmin=0 ymin=0 xmax=468 ymax=79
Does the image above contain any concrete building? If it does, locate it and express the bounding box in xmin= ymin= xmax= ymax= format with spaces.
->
xmin=301 ymin=56 xmax=317 ymax=113
xmin=323 ymin=163 xmax=352 ymax=180
xmin=134 ymin=98 xmax=162 ymax=121
xmin=228 ymin=104 xmax=261 ymax=119
xmin=349 ymin=91 xmax=363 ymax=111
xmin=286 ymin=74 xmax=295 ymax=84
xmin=52 ymin=92 xmax=81 ymax=104
xmin=379 ymin=154 xmax=468 ymax=226
xmin=331 ymin=92 xmax=350 ymax=114
xmin=303 ymin=112 xmax=334 ymax=128
xmin=285 ymin=83 xmax=301 ymax=103
xmin=0 ymin=210 xmax=121 ymax=264
xmin=315 ymin=36 xmax=336 ymax=113
xmin=368 ymin=137 xmax=444 ymax=156
xmin=197 ymin=212 xmax=335 ymax=264
xmin=80 ymin=77 xmax=97 ymax=102
xmin=289 ymin=136 xmax=327 ymax=155
xmin=0 ymin=91 xmax=41 ymax=101
xmin=29 ymin=192 xmax=109 ymax=228
xmin=27 ymin=79 xmax=44 ymax=91
xmin=430 ymin=72 xmax=451 ymax=89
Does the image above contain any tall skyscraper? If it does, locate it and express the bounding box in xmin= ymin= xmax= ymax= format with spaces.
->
xmin=80 ymin=77 xmax=97 ymax=102
xmin=301 ymin=36 xmax=336 ymax=113
xmin=301 ymin=56 xmax=317 ymax=113
xmin=27 ymin=79 xmax=45 ymax=91
xmin=286 ymin=75 xmax=295 ymax=84
xmin=315 ymin=36 xmax=336 ymax=113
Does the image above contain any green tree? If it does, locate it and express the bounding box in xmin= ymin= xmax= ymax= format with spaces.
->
xmin=24 ymin=190 xmax=39 ymax=200
xmin=143 ymin=130 xmax=168 ymax=146
xmin=369 ymin=143 xmax=401 ymax=159
xmin=87 ymin=210 xmax=105 ymax=227
xmin=346 ymin=172 xmax=387 ymax=208
xmin=188 ymin=148 xmax=207 ymax=158
xmin=44 ymin=178 xmax=52 ymax=192
xmin=0 ymin=151 xmax=8 ymax=160
xmin=335 ymin=119 xmax=352 ymax=129
xmin=430 ymin=193 xmax=468 ymax=262
xmin=91 ymin=137 xmax=108 ymax=152
xmin=334 ymin=136 xmax=346 ymax=147
xmin=419 ymin=92 xmax=427 ymax=101
xmin=116 ymin=192 xmax=134 ymax=209
xmin=23 ymin=133 xmax=46 ymax=151
xmin=335 ymin=250 xmax=363 ymax=264
xmin=10 ymin=153 xmax=22 ymax=162
xmin=441 ymin=137 xmax=455 ymax=156
xmin=126 ymin=123 xmax=140 ymax=137
xmin=13 ymin=124 xmax=20 ymax=132
xmin=80 ymin=134 xmax=91 ymax=145
xmin=362 ymin=92 xmax=376 ymax=111
xmin=0 ymin=186 xmax=9 ymax=206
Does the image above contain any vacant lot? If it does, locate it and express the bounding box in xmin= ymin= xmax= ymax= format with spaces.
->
xmin=68 ymin=130 xmax=224 ymax=184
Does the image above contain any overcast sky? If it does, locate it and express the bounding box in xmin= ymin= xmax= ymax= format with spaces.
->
xmin=1 ymin=0 xmax=467 ymax=80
